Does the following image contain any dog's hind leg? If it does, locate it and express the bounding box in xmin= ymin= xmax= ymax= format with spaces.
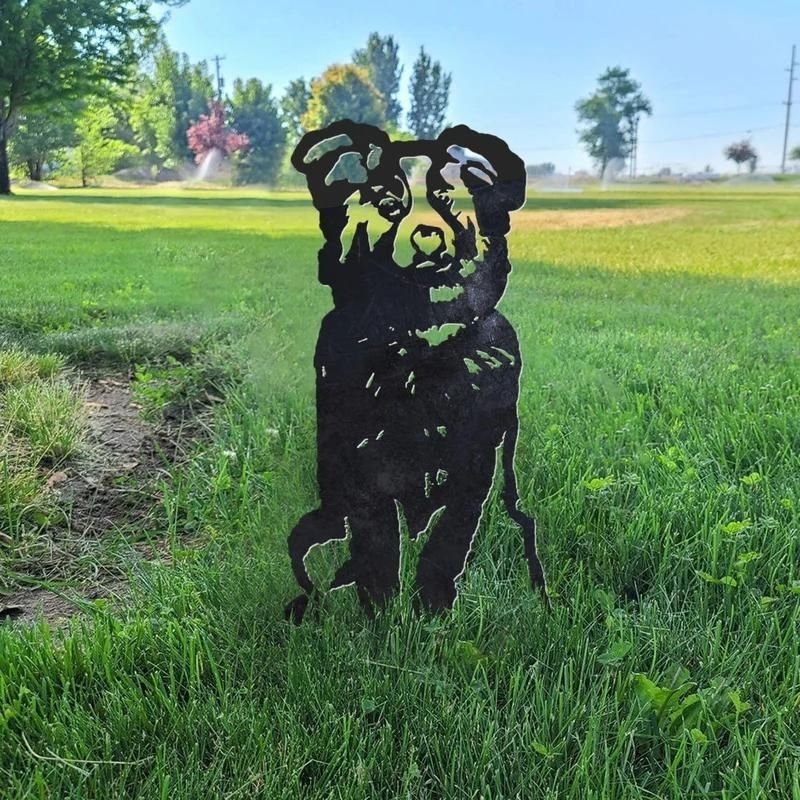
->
xmin=501 ymin=420 xmax=549 ymax=606
xmin=285 ymin=509 xmax=345 ymax=622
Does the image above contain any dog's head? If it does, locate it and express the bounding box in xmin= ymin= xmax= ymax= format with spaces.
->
xmin=293 ymin=120 xmax=526 ymax=299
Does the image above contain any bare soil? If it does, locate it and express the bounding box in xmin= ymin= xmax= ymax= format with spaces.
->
xmin=0 ymin=581 xmax=128 ymax=627
xmin=56 ymin=376 xmax=159 ymax=535
xmin=1 ymin=373 xmax=206 ymax=627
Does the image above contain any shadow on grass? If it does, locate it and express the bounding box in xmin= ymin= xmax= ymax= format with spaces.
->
xmin=6 ymin=191 xmax=656 ymax=213
xmin=5 ymin=188 xmax=791 ymax=214
xmin=3 ymin=189 xmax=740 ymax=213
xmin=1 ymin=215 xmax=796 ymax=370
xmin=1 ymin=221 xmax=322 ymax=363
xmin=3 ymin=192 xmax=314 ymax=209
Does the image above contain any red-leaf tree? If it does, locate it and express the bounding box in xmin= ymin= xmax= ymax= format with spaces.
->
xmin=187 ymin=100 xmax=249 ymax=164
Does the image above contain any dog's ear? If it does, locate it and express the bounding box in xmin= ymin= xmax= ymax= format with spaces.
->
xmin=292 ymin=120 xmax=391 ymax=209
xmin=436 ymin=125 xmax=527 ymax=220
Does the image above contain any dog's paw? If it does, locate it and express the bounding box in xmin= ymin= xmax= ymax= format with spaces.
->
xmin=413 ymin=580 xmax=458 ymax=615
xmin=284 ymin=594 xmax=310 ymax=624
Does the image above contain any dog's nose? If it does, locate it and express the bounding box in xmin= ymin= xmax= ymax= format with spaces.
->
xmin=411 ymin=225 xmax=446 ymax=258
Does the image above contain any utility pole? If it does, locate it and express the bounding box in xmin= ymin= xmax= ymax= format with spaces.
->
xmin=629 ymin=115 xmax=639 ymax=178
xmin=781 ymin=44 xmax=797 ymax=173
xmin=212 ymin=55 xmax=226 ymax=102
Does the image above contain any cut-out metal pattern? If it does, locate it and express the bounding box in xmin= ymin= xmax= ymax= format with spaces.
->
xmin=286 ymin=120 xmax=547 ymax=622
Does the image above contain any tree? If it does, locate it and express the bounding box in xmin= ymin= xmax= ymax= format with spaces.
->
xmin=130 ymin=41 xmax=214 ymax=168
xmin=281 ymin=78 xmax=310 ymax=144
xmin=789 ymin=145 xmax=800 ymax=162
xmin=228 ymin=78 xmax=286 ymax=185
xmin=302 ymin=64 xmax=385 ymax=131
xmin=9 ymin=103 xmax=78 ymax=181
xmin=408 ymin=48 xmax=451 ymax=139
xmin=352 ymin=33 xmax=403 ymax=128
xmin=186 ymin=100 xmax=249 ymax=165
xmin=0 ymin=0 xmax=185 ymax=194
xmin=70 ymin=99 xmax=138 ymax=186
xmin=724 ymin=140 xmax=758 ymax=173
xmin=526 ymin=162 xmax=556 ymax=178
xmin=575 ymin=66 xmax=652 ymax=174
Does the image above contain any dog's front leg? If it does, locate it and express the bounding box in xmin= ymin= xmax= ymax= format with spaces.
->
xmin=345 ymin=503 xmax=402 ymax=611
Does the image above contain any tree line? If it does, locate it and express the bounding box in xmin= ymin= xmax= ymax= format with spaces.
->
xmin=0 ymin=1 xmax=451 ymax=193
xmin=5 ymin=1 xmax=796 ymax=193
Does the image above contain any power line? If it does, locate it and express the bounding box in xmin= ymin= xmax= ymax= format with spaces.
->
xmin=520 ymin=102 xmax=783 ymax=135
xmin=781 ymin=44 xmax=797 ymax=173
xmin=643 ymin=124 xmax=783 ymax=145
xmin=662 ymin=102 xmax=781 ymax=118
xmin=525 ymin=124 xmax=787 ymax=153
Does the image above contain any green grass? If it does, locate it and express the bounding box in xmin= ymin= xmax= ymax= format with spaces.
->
xmin=1 ymin=184 xmax=799 ymax=798
xmin=1 ymin=348 xmax=85 ymax=538
xmin=3 ymin=379 xmax=87 ymax=462
xmin=0 ymin=347 xmax=64 ymax=386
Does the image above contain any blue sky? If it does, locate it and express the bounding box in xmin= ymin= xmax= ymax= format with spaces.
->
xmin=164 ymin=0 xmax=800 ymax=173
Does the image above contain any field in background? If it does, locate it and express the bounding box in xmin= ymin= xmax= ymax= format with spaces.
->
xmin=1 ymin=184 xmax=799 ymax=798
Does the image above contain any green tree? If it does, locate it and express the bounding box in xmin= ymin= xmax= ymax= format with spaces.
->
xmin=302 ymin=64 xmax=385 ymax=131
xmin=130 ymin=41 xmax=214 ymax=168
xmin=281 ymin=78 xmax=310 ymax=143
xmin=408 ymin=47 xmax=451 ymax=139
xmin=789 ymin=145 xmax=800 ymax=162
xmin=526 ymin=162 xmax=556 ymax=178
xmin=575 ymin=66 xmax=652 ymax=174
xmin=9 ymin=103 xmax=78 ymax=181
xmin=724 ymin=140 xmax=758 ymax=174
xmin=0 ymin=0 xmax=184 ymax=194
xmin=70 ymin=99 xmax=138 ymax=186
xmin=228 ymin=79 xmax=286 ymax=185
xmin=352 ymin=33 xmax=403 ymax=128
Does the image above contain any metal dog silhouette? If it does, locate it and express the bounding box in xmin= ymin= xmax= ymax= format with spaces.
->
xmin=286 ymin=120 xmax=547 ymax=622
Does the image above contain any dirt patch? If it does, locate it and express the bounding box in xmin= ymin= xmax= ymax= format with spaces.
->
xmin=1 ymin=373 xmax=207 ymax=627
xmin=515 ymin=206 xmax=688 ymax=230
xmin=0 ymin=588 xmax=78 ymax=626
xmin=51 ymin=376 xmax=158 ymax=536
xmin=0 ymin=580 xmax=128 ymax=628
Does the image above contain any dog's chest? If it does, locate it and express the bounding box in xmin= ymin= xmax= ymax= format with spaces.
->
xmin=316 ymin=312 xmax=517 ymax=433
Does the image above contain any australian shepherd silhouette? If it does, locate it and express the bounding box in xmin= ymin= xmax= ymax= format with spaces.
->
xmin=285 ymin=120 xmax=547 ymax=622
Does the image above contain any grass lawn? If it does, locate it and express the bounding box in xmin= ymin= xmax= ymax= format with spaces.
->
xmin=1 ymin=184 xmax=799 ymax=798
